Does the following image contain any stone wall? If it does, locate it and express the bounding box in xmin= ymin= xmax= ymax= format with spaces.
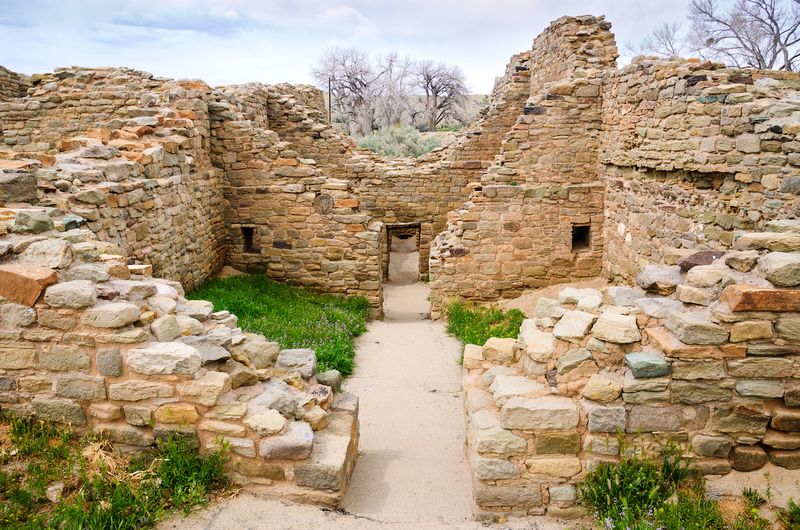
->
xmin=0 ymin=66 xmax=29 ymax=102
xmin=601 ymin=59 xmax=800 ymax=282
xmin=463 ymin=237 xmax=800 ymax=518
xmin=0 ymin=68 xmax=227 ymax=290
xmin=429 ymin=15 xmax=618 ymax=315
xmin=209 ymin=86 xmax=383 ymax=314
xmin=0 ymin=209 xmax=358 ymax=506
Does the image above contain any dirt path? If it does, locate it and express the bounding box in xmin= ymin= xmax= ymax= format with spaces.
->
xmin=339 ymin=281 xmax=473 ymax=523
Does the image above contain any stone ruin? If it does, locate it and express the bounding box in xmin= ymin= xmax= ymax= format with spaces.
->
xmin=1 ymin=12 xmax=800 ymax=520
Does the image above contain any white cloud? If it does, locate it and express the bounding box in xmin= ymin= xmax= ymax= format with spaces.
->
xmin=0 ymin=0 xmax=692 ymax=93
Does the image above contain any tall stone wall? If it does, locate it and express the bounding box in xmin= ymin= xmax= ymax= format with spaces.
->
xmin=0 ymin=66 xmax=29 ymax=102
xmin=601 ymin=59 xmax=800 ymax=281
xmin=0 ymin=68 xmax=227 ymax=290
xmin=208 ymin=86 xmax=383 ymax=314
xmin=429 ymin=16 xmax=618 ymax=315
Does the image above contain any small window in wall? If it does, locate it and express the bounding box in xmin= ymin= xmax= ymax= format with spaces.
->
xmin=241 ymin=226 xmax=260 ymax=253
xmin=572 ymin=224 xmax=591 ymax=252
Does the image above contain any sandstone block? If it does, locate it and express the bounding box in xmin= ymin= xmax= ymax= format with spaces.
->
xmin=581 ymin=374 xmax=622 ymax=403
xmin=463 ymin=343 xmax=484 ymax=368
xmin=88 ymin=403 xmax=122 ymax=422
xmin=220 ymin=359 xmax=258 ymax=388
xmin=150 ymin=315 xmax=182 ymax=342
xmin=0 ymin=264 xmax=57 ymax=306
xmin=553 ymin=310 xmax=596 ymax=342
xmin=730 ymin=320 xmax=773 ymax=342
xmin=473 ymin=425 xmax=527 ymax=455
xmin=772 ymin=406 xmax=800 ymax=432
xmin=588 ymin=406 xmax=626 ymax=433
xmin=126 ymin=342 xmax=201 ymax=375
xmin=526 ymin=456 xmax=581 ymax=478
xmin=275 ymin=348 xmax=317 ymax=378
xmin=154 ymin=403 xmax=199 ymax=424
xmin=736 ymin=379 xmax=784 ymax=398
xmin=95 ymin=423 xmax=154 ymax=447
xmin=245 ymin=409 xmax=287 ymax=436
xmin=177 ymin=371 xmax=231 ymax=406
xmin=672 ymin=381 xmax=732 ymax=404
xmin=625 ymin=351 xmax=671 ymax=378
xmin=556 ymin=348 xmax=593 ymax=374
xmin=43 ymin=280 xmax=97 ymax=309
xmin=759 ymin=252 xmax=800 ymax=287
xmin=20 ymin=239 xmax=72 ymax=269
xmin=55 ymin=373 xmax=106 ymax=400
xmin=33 ymin=397 xmax=85 ymax=425
xmin=0 ymin=303 xmax=36 ymax=327
xmin=96 ymin=347 xmax=122 ymax=377
xmin=519 ymin=327 xmax=555 ymax=362
xmin=665 ymin=311 xmax=728 ymax=345
xmin=206 ymin=402 xmax=247 ymax=421
xmin=712 ymin=405 xmax=770 ymax=434
xmin=124 ymin=405 xmax=152 ymax=426
xmin=671 ymin=360 xmax=725 ymax=380
xmin=628 ymin=405 xmax=709 ymax=433
xmin=474 ymin=482 xmax=541 ymax=508
xmin=636 ymin=265 xmax=683 ymax=295
xmin=108 ymin=380 xmax=174 ymax=401
xmin=12 ymin=210 xmax=53 ymax=234
xmin=81 ymin=302 xmax=140 ymax=328
xmin=691 ymin=434 xmax=731 ymax=457
xmin=482 ymin=337 xmax=517 ymax=363
xmin=473 ymin=457 xmax=520 ymax=480
xmin=727 ymin=357 xmax=793 ymax=378
xmin=0 ymin=341 xmax=35 ymax=369
xmin=731 ymin=445 xmax=767 ymax=471
xmin=490 ymin=375 xmax=545 ymax=404
xmin=259 ymin=421 xmax=314 ymax=460
xmin=591 ymin=312 xmax=641 ymax=344
xmin=500 ymin=396 xmax=579 ymax=430
xmin=721 ymin=284 xmax=800 ymax=312
xmin=768 ymin=449 xmax=800 ymax=469
xmin=535 ymin=431 xmax=580 ymax=454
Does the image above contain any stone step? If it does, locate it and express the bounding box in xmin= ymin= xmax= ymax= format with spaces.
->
xmin=293 ymin=412 xmax=358 ymax=496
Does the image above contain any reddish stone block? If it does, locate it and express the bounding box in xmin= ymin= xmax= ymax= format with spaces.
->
xmin=0 ymin=264 xmax=57 ymax=306
xmin=720 ymin=284 xmax=800 ymax=312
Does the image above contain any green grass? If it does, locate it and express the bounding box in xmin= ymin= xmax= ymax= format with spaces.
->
xmin=445 ymin=300 xmax=525 ymax=346
xmin=188 ymin=274 xmax=369 ymax=375
xmin=0 ymin=414 xmax=228 ymax=529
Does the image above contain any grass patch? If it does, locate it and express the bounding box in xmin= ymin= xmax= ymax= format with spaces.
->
xmin=188 ymin=274 xmax=369 ymax=375
xmin=0 ymin=414 xmax=228 ymax=529
xmin=445 ymin=300 xmax=525 ymax=346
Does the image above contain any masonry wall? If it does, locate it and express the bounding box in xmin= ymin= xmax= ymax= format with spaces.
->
xmin=600 ymin=60 xmax=800 ymax=282
xmin=429 ymin=16 xmax=617 ymax=315
xmin=0 ymin=66 xmax=29 ymax=102
xmin=0 ymin=68 xmax=227 ymax=290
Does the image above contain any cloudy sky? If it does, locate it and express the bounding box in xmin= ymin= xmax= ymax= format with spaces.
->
xmin=0 ymin=0 xmax=692 ymax=93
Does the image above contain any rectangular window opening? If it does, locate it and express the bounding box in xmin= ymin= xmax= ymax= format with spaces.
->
xmin=572 ymin=224 xmax=591 ymax=252
xmin=241 ymin=226 xmax=260 ymax=253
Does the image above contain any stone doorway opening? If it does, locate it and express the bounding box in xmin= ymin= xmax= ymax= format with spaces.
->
xmin=384 ymin=224 xmax=421 ymax=285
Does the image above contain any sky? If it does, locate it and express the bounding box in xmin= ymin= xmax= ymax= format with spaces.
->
xmin=0 ymin=0 xmax=692 ymax=94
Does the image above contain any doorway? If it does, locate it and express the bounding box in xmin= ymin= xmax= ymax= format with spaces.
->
xmin=385 ymin=224 xmax=421 ymax=285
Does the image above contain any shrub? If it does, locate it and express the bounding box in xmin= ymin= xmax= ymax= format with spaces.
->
xmin=357 ymin=124 xmax=442 ymax=157
xmin=189 ymin=274 xmax=369 ymax=375
xmin=445 ymin=300 xmax=525 ymax=346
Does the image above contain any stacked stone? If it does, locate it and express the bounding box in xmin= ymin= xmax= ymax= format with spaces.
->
xmin=0 ymin=66 xmax=29 ymax=102
xmin=602 ymin=58 xmax=800 ymax=283
xmin=208 ymin=90 xmax=384 ymax=315
xmin=0 ymin=211 xmax=359 ymax=506
xmin=429 ymin=16 xmax=618 ymax=316
xmin=0 ymin=67 xmax=226 ymax=290
xmin=463 ymin=236 xmax=800 ymax=518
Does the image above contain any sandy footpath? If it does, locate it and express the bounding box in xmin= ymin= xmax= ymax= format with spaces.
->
xmin=160 ymin=251 xmax=570 ymax=530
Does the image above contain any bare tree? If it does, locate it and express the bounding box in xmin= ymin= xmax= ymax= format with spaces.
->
xmin=410 ymin=60 xmax=469 ymax=131
xmin=373 ymin=52 xmax=412 ymax=129
xmin=627 ymin=21 xmax=686 ymax=58
xmin=689 ymin=0 xmax=800 ymax=70
xmin=312 ymin=47 xmax=379 ymax=136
